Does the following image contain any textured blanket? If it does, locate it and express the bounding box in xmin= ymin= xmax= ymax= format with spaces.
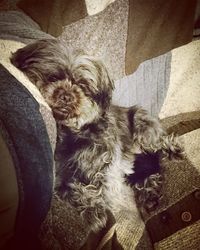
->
xmin=17 ymin=0 xmax=196 ymax=77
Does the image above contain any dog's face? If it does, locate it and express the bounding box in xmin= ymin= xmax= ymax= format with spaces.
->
xmin=11 ymin=39 xmax=114 ymax=129
xmin=40 ymin=79 xmax=100 ymax=129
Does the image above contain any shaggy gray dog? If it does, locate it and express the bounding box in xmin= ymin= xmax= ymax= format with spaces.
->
xmin=11 ymin=39 xmax=184 ymax=232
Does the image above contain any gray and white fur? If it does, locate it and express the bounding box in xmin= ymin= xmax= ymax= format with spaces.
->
xmin=11 ymin=39 xmax=184 ymax=232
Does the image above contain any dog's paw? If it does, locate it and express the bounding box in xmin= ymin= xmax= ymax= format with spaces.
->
xmin=134 ymin=173 xmax=163 ymax=212
xmin=81 ymin=205 xmax=107 ymax=232
xmin=161 ymin=134 xmax=185 ymax=161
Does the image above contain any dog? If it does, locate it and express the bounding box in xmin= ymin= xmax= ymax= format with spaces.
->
xmin=11 ymin=39 xmax=184 ymax=232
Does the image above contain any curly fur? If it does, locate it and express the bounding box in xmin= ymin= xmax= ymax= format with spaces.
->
xmin=11 ymin=39 xmax=184 ymax=232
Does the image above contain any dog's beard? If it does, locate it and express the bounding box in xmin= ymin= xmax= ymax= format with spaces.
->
xmin=40 ymin=80 xmax=100 ymax=129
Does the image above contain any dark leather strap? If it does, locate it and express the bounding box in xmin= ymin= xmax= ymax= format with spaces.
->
xmin=145 ymin=112 xmax=200 ymax=244
xmin=161 ymin=111 xmax=200 ymax=136
xmin=146 ymin=189 xmax=200 ymax=243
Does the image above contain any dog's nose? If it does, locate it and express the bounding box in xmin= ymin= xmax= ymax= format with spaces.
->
xmin=60 ymin=91 xmax=77 ymax=104
xmin=64 ymin=94 xmax=74 ymax=103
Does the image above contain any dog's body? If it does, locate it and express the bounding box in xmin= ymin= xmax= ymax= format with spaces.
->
xmin=11 ymin=39 xmax=184 ymax=232
xmin=55 ymin=105 xmax=138 ymax=231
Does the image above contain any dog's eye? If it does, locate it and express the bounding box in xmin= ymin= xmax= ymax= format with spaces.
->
xmin=47 ymin=70 xmax=66 ymax=82
xmin=47 ymin=75 xmax=58 ymax=82
xmin=60 ymin=95 xmax=65 ymax=101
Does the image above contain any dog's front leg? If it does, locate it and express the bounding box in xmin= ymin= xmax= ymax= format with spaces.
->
xmin=129 ymin=106 xmax=184 ymax=159
xmin=67 ymin=181 xmax=107 ymax=232
xmin=127 ymin=106 xmax=184 ymax=211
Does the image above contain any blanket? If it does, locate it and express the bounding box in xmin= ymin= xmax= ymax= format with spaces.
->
xmin=17 ymin=0 xmax=197 ymax=77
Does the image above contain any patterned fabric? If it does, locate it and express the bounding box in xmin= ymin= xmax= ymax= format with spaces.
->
xmin=138 ymin=40 xmax=200 ymax=249
xmin=17 ymin=0 xmax=196 ymax=77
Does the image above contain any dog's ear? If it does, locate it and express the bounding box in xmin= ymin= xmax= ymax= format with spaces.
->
xmin=93 ymin=60 xmax=114 ymax=110
xmin=10 ymin=39 xmax=71 ymax=87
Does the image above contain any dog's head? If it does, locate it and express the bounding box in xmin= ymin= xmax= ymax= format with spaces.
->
xmin=11 ymin=39 xmax=114 ymax=129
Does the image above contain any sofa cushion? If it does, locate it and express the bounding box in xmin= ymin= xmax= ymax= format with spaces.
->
xmin=0 ymin=60 xmax=56 ymax=248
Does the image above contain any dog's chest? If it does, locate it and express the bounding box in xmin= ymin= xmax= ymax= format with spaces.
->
xmin=103 ymin=144 xmax=137 ymax=212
